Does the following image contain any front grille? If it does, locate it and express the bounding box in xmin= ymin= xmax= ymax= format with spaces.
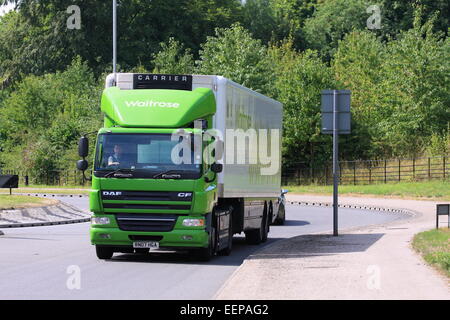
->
xmin=103 ymin=203 xmax=190 ymax=210
xmin=102 ymin=191 xmax=193 ymax=213
xmin=101 ymin=191 xmax=193 ymax=202
xmin=116 ymin=213 xmax=177 ymax=232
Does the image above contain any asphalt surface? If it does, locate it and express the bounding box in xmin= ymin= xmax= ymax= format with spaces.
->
xmin=0 ymin=196 xmax=407 ymax=300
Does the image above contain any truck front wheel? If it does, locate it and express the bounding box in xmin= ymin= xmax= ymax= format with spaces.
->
xmin=196 ymin=226 xmax=217 ymax=261
xmin=96 ymin=245 xmax=114 ymax=260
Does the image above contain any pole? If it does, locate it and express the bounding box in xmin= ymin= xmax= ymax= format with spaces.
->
xmin=112 ymin=0 xmax=117 ymax=81
xmin=333 ymin=90 xmax=339 ymax=236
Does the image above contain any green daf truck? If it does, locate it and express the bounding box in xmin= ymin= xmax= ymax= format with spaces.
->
xmin=77 ymin=73 xmax=284 ymax=261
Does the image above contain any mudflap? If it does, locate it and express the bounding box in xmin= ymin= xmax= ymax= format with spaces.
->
xmin=215 ymin=206 xmax=233 ymax=251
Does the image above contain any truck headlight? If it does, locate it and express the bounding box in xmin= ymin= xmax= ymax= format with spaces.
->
xmin=182 ymin=218 xmax=205 ymax=227
xmin=91 ymin=217 xmax=110 ymax=225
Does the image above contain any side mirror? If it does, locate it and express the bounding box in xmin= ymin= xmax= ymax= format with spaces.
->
xmin=77 ymin=159 xmax=88 ymax=171
xmin=78 ymin=136 xmax=89 ymax=158
xmin=211 ymin=163 xmax=223 ymax=173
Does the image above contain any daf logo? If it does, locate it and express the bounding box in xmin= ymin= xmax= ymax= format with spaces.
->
xmin=177 ymin=193 xmax=192 ymax=198
xmin=103 ymin=191 xmax=122 ymax=196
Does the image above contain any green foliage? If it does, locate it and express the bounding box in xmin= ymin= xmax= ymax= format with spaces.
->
xmin=197 ymin=24 xmax=271 ymax=92
xmin=333 ymin=12 xmax=450 ymax=158
xmin=267 ymin=40 xmax=336 ymax=167
xmin=380 ymin=0 xmax=450 ymax=38
xmin=242 ymin=0 xmax=316 ymax=49
xmin=377 ymin=13 xmax=450 ymax=157
xmin=0 ymin=1 xmax=449 ymax=180
xmin=152 ymin=38 xmax=195 ymax=74
xmin=303 ymin=0 xmax=370 ymax=60
xmin=0 ymin=0 xmax=243 ymax=85
xmin=0 ymin=57 xmax=102 ymax=178
xmin=426 ymin=130 xmax=450 ymax=157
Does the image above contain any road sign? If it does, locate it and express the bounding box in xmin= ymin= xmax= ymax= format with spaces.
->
xmin=321 ymin=90 xmax=351 ymax=112
xmin=0 ymin=174 xmax=18 ymax=195
xmin=320 ymin=89 xmax=351 ymax=236
xmin=436 ymin=204 xmax=450 ymax=229
xmin=321 ymin=90 xmax=351 ymax=134
xmin=321 ymin=113 xmax=351 ymax=134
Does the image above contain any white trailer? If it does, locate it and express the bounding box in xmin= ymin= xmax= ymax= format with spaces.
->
xmin=112 ymin=74 xmax=283 ymax=199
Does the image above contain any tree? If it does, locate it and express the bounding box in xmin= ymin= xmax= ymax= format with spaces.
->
xmin=0 ymin=0 xmax=243 ymax=86
xmin=152 ymin=38 xmax=195 ymax=74
xmin=303 ymin=0 xmax=369 ymax=60
xmin=197 ymin=24 xmax=271 ymax=93
xmin=0 ymin=57 xmax=102 ymax=176
xmin=333 ymin=10 xmax=450 ymax=158
xmin=332 ymin=31 xmax=386 ymax=158
xmin=267 ymin=40 xmax=336 ymax=167
xmin=242 ymin=0 xmax=316 ymax=49
xmin=377 ymin=11 xmax=450 ymax=157
xmin=379 ymin=0 xmax=450 ymax=38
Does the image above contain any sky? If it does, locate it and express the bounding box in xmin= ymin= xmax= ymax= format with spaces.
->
xmin=0 ymin=3 xmax=15 ymax=17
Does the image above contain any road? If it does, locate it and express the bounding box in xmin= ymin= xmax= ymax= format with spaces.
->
xmin=0 ymin=196 xmax=406 ymax=299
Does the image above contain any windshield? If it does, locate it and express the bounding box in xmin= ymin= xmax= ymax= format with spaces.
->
xmin=94 ymin=133 xmax=202 ymax=179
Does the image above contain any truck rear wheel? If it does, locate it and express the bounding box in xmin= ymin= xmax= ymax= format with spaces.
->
xmin=274 ymin=204 xmax=286 ymax=225
xmin=96 ymin=245 xmax=114 ymax=260
xmin=245 ymin=217 xmax=264 ymax=245
xmin=261 ymin=213 xmax=269 ymax=243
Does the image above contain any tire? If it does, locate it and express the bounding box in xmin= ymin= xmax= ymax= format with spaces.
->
xmin=96 ymin=245 xmax=114 ymax=260
xmin=261 ymin=213 xmax=269 ymax=243
xmin=245 ymin=216 xmax=264 ymax=245
xmin=274 ymin=204 xmax=286 ymax=225
xmin=218 ymin=212 xmax=233 ymax=256
xmin=197 ymin=226 xmax=216 ymax=261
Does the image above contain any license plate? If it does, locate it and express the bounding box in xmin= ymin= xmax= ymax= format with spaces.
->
xmin=133 ymin=241 xmax=159 ymax=249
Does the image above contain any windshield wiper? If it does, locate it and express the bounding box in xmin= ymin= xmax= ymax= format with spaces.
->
xmin=152 ymin=170 xmax=183 ymax=179
xmin=104 ymin=168 xmax=134 ymax=178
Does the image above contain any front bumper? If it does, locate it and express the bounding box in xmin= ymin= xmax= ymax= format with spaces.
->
xmin=91 ymin=222 xmax=209 ymax=248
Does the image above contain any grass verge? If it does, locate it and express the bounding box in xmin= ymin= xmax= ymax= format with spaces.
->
xmin=0 ymin=195 xmax=59 ymax=210
xmin=284 ymin=180 xmax=450 ymax=200
xmin=412 ymin=228 xmax=450 ymax=278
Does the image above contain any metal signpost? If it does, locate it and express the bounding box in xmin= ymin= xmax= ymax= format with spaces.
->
xmin=113 ymin=0 xmax=117 ymax=82
xmin=321 ymin=90 xmax=351 ymax=236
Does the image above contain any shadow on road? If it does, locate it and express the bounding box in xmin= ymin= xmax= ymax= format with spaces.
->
xmin=246 ymin=233 xmax=385 ymax=260
xmin=106 ymin=236 xmax=287 ymax=267
xmin=283 ymin=220 xmax=310 ymax=226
